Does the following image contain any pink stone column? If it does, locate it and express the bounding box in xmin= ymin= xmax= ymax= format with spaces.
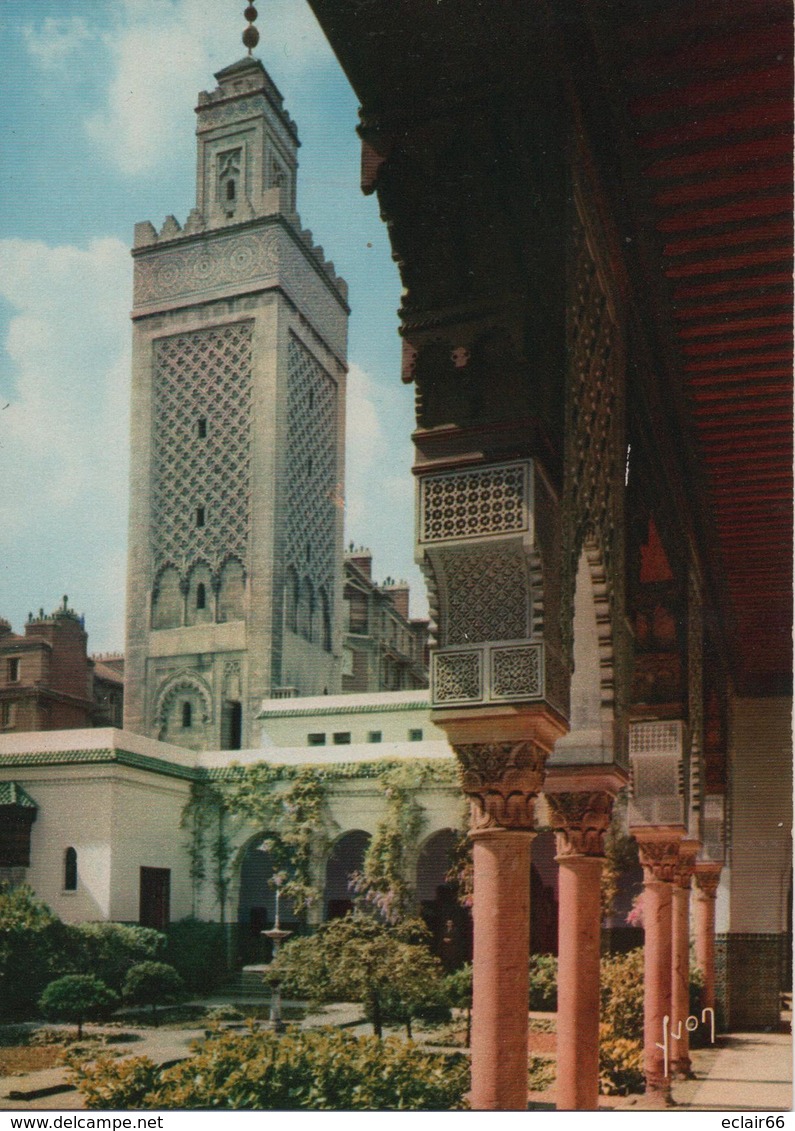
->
xmin=694 ymin=864 xmax=721 ymax=1011
xmin=470 ymin=826 xmax=535 ymax=1110
xmin=643 ymin=877 xmax=673 ymax=1096
xmin=670 ymin=881 xmax=692 ymax=1077
xmin=545 ymin=779 xmax=622 ymax=1111
xmin=555 ymin=854 xmax=604 ymax=1109
xmin=636 ymin=836 xmax=681 ymax=1101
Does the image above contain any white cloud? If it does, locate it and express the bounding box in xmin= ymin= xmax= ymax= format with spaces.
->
xmin=0 ymin=236 xmax=131 ymax=649
xmin=22 ymin=17 xmax=93 ymax=71
xmin=344 ymin=361 xmax=385 ymax=536
xmin=40 ymin=0 xmax=335 ymax=176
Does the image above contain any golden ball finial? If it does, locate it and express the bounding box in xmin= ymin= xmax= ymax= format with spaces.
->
xmin=243 ymin=4 xmax=259 ymax=55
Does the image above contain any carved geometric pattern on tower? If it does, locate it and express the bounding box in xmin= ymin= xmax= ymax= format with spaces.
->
xmin=561 ymin=211 xmax=622 ymax=669
xmin=441 ymin=546 xmax=530 ymax=645
xmin=286 ymin=334 xmax=337 ymax=609
xmin=151 ymin=322 xmax=253 ymax=576
xmin=419 ymin=462 xmax=528 ymax=544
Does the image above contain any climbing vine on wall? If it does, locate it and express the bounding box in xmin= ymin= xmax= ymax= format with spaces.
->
xmin=181 ymin=759 xmax=461 ymax=924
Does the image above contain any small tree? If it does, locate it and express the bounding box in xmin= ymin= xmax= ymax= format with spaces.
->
xmin=443 ymin=964 xmax=473 ymax=1046
xmin=39 ymin=974 xmax=119 ymax=1038
xmin=270 ymin=912 xmax=445 ymax=1038
xmin=123 ymin=962 xmax=184 ymax=1026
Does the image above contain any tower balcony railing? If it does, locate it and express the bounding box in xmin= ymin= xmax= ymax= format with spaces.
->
xmin=430 ymin=639 xmax=544 ymax=709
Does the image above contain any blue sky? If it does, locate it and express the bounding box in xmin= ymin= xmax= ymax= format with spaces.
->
xmin=0 ymin=0 xmax=425 ymax=654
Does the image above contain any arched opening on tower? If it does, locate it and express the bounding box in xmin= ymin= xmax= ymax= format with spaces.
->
xmin=325 ymin=829 xmax=370 ymax=919
xmin=221 ymin=700 xmax=242 ymax=750
xmin=417 ymin=828 xmax=471 ymax=968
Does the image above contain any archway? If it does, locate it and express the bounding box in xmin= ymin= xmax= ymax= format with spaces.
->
xmin=416 ymin=828 xmax=471 ymax=968
xmin=530 ymin=829 xmax=558 ymax=955
xmin=325 ymin=829 xmax=370 ymax=919
xmin=236 ymin=840 xmax=297 ymax=965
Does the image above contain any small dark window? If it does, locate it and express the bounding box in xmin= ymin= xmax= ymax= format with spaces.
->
xmin=197 ymin=417 xmax=207 ymax=438
xmin=196 ymin=506 xmax=205 ymax=528
xmin=226 ymin=179 xmax=236 ymax=201
xmin=182 ymin=701 xmax=192 ymax=728
xmin=308 ymin=389 xmax=314 ymax=410
xmin=368 ymin=730 xmax=382 ymax=744
xmin=332 ymin=732 xmax=351 ymax=745
xmin=64 ymin=847 xmax=77 ymax=891
xmin=308 ymin=732 xmax=326 ymax=746
xmin=8 ymin=658 xmax=20 ymax=683
xmin=196 ymin=583 xmax=206 ymax=610
xmin=307 ymin=456 xmax=313 ymax=477
xmin=408 ymin=728 xmax=423 ymax=742
xmin=306 ymin=543 xmax=311 ymax=563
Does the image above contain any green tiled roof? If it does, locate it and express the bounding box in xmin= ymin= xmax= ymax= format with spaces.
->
xmin=0 ymin=781 xmax=38 ymax=808
xmin=0 ymin=747 xmax=197 ymax=782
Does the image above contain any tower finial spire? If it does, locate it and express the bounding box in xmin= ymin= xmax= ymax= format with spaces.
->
xmin=242 ymin=4 xmax=259 ymax=56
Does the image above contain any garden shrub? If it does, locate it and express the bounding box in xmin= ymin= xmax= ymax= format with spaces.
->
xmin=528 ymin=953 xmax=558 ymax=1011
xmin=0 ymin=885 xmax=71 ymax=1018
xmin=162 ymin=919 xmax=227 ymax=993
xmin=38 ymin=975 xmax=119 ymax=1039
xmin=70 ymin=1027 xmax=470 ymax=1110
xmin=122 ymin=963 xmax=185 ymax=1025
xmin=66 ymin=1054 xmax=162 ymax=1109
xmin=270 ymin=912 xmax=446 ymax=1038
xmin=598 ymin=1023 xmax=644 ymax=1095
xmin=65 ymin=922 xmax=165 ymax=991
xmin=528 ymin=1055 xmax=556 ymax=1093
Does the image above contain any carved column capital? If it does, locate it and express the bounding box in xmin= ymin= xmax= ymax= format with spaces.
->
xmin=673 ymin=841 xmax=699 ymax=890
xmin=636 ymin=836 xmax=682 ymax=883
xmin=454 ymin=740 xmax=547 ymax=832
xmin=546 ymin=790 xmax=614 ymax=857
xmin=694 ymin=862 xmax=722 ymax=899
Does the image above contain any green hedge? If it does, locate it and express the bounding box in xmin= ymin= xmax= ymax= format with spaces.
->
xmin=70 ymin=1027 xmax=470 ymax=1110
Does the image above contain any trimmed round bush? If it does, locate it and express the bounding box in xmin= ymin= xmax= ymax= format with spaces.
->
xmin=122 ymin=962 xmax=185 ymax=1025
xmin=39 ymin=974 xmax=119 ymax=1038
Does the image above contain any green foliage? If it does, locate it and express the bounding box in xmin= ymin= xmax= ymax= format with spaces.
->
xmin=65 ymin=922 xmax=165 ymax=990
xmin=0 ymin=885 xmax=70 ymax=1018
xmin=598 ymin=948 xmax=645 ymax=1095
xmin=38 ymin=975 xmax=119 ymax=1038
xmin=270 ymin=912 xmax=446 ymax=1038
xmin=70 ymin=1028 xmax=469 ymax=1110
xmin=528 ymin=1055 xmax=556 ymax=1093
xmin=162 ymin=919 xmax=227 ymax=992
xmin=601 ymin=811 xmax=639 ymax=920
xmin=122 ymin=962 xmax=185 ymax=1025
xmin=598 ymin=1024 xmax=644 ymax=1095
xmin=66 ymin=1054 xmax=162 ymax=1109
xmin=443 ymin=964 xmax=472 ymax=1010
xmin=351 ymin=765 xmax=429 ymax=923
xmin=183 ymin=760 xmax=462 ymax=925
xmin=600 ymin=948 xmax=644 ymax=1035
xmin=528 ymin=953 xmax=558 ymax=1011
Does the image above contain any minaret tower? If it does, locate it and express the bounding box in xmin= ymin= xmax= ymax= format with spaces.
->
xmin=124 ymin=9 xmax=348 ymax=750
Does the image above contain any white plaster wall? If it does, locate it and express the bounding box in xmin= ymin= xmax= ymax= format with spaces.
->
xmin=257 ymin=691 xmax=445 ymax=748
xmin=727 ymin=695 xmax=792 ymax=934
xmin=108 ymin=772 xmax=193 ymax=923
xmin=1 ymin=767 xmax=114 ymax=922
